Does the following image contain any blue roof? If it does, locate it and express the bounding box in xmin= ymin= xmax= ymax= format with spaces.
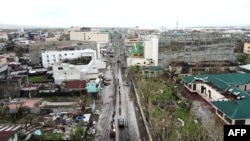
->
xmin=86 ymin=83 xmax=99 ymax=93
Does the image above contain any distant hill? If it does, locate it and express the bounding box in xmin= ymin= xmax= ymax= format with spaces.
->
xmin=0 ymin=23 xmax=53 ymax=29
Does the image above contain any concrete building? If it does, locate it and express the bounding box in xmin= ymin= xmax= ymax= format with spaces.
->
xmin=126 ymin=36 xmax=159 ymax=67
xmin=0 ymin=32 xmax=8 ymax=41
xmin=243 ymin=43 xmax=250 ymax=54
xmin=96 ymin=42 xmax=108 ymax=60
xmin=29 ymin=40 xmax=96 ymax=65
xmin=0 ymin=75 xmax=28 ymax=99
xmin=52 ymin=62 xmax=98 ymax=84
xmin=157 ymin=30 xmax=238 ymax=68
xmin=0 ymin=55 xmax=8 ymax=79
xmin=41 ymin=46 xmax=103 ymax=68
xmin=124 ymin=37 xmax=141 ymax=47
xmin=70 ymin=28 xmax=109 ymax=43
xmin=183 ymin=73 xmax=250 ymax=125
xmin=52 ymin=48 xmax=106 ymax=84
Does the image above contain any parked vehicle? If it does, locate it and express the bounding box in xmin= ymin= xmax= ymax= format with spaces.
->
xmin=118 ymin=118 xmax=125 ymax=128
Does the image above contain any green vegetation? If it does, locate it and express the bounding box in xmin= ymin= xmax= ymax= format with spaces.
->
xmin=70 ymin=126 xmax=85 ymax=141
xmin=41 ymin=131 xmax=63 ymax=140
xmin=236 ymin=53 xmax=249 ymax=64
xmin=136 ymin=76 xmax=223 ymax=141
xmin=28 ymin=75 xmax=49 ymax=82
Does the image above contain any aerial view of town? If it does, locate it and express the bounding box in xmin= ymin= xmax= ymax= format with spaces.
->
xmin=0 ymin=0 xmax=250 ymax=141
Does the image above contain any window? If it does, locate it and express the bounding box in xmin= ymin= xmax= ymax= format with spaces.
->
xmin=47 ymin=60 xmax=49 ymax=62
xmin=193 ymin=84 xmax=196 ymax=90
xmin=235 ymin=120 xmax=245 ymax=125
xmin=225 ymin=116 xmax=232 ymax=124
xmin=208 ymin=90 xmax=211 ymax=98
xmin=201 ymin=86 xmax=205 ymax=93
xmin=58 ymin=67 xmax=63 ymax=70
xmin=217 ymin=109 xmax=223 ymax=117
xmin=64 ymin=53 xmax=67 ymax=56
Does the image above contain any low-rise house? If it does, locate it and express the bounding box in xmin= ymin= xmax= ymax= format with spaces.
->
xmin=8 ymin=98 xmax=40 ymax=114
xmin=86 ymin=78 xmax=102 ymax=98
xmin=183 ymin=73 xmax=250 ymax=125
xmin=0 ymin=75 xmax=28 ymax=99
xmin=141 ymin=66 xmax=163 ymax=77
xmin=62 ymin=80 xmax=87 ymax=95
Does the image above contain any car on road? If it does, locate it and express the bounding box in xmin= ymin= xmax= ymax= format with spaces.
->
xmin=118 ymin=118 xmax=125 ymax=128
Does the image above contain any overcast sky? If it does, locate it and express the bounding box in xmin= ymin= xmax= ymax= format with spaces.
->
xmin=1 ymin=0 xmax=250 ymax=28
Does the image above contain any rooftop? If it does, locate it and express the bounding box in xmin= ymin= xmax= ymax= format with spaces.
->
xmin=63 ymin=80 xmax=87 ymax=89
xmin=183 ymin=73 xmax=250 ymax=119
xmin=129 ymin=42 xmax=143 ymax=55
xmin=0 ymin=124 xmax=22 ymax=141
xmin=239 ymin=64 xmax=250 ymax=71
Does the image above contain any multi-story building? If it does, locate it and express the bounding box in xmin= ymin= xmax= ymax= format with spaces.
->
xmin=52 ymin=48 xmax=106 ymax=84
xmin=124 ymin=37 xmax=141 ymax=46
xmin=41 ymin=43 xmax=106 ymax=68
xmin=0 ymin=55 xmax=8 ymax=79
xmin=70 ymin=27 xmax=109 ymax=43
xmin=0 ymin=32 xmax=8 ymax=41
xmin=126 ymin=35 xmax=159 ymax=67
xmin=243 ymin=42 xmax=250 ymax=54
xmin=158 ymin=29 xmax=238 ymax=68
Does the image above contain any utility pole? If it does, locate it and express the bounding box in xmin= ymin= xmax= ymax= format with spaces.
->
xmin=162 ymin=127 xmax=166 ymax=141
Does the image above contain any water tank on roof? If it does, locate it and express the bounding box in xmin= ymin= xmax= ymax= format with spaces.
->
xmin=95 ymin=78 xmax=100 ymax=84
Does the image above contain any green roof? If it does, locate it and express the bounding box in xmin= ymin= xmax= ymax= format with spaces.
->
xmin=212 ymin=98 xmax=250 ymax=119
xmin=143 ymin=66 xmax=163 ymax=71
xmin=183 ymin=73 xmax=250 ymax=89
xmin=129 ymin=42 xmax=143 ymax=55
xmin=183 ymin=73 xmax=250 ymax=119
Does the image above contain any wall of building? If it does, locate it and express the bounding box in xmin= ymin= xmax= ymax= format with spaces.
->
xmin=151 ymin=36 xmax=159 ymax=66
xmin=124 ymin=38 xmax=140 ymax=46
xmin=0 ymin=32 xmax=8 ymax=40
xmin=126 ymin=58 xmax=154 ymax=67
xmin=144 ymin=41 xmax=152 ymax=59
xmin=70 ymin=31 xmax=109 ymax=43
xmin=41 ymin=49 xmax=97 ymax=68
xmin=243 ymin=43 xmax=250 ymax=54
xmin=195 ymin=83 xmax=225 ymax=101
xmin=158 ymin=33 xmax=237 ymax=68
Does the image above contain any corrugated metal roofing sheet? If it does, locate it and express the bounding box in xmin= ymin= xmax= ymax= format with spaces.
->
xmin=0 ymin=125 xmax=22 ymax=141
xmin=183 ymin=73 xmax=250 ymax=119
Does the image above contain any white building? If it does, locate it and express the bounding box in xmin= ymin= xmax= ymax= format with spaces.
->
xmin=52 ymin=62 xmax=99 ymax=84
xmin=126 ymin=35 xmax=159 ymax=67
xmin=50 ymin=48 xmax=106 ymax=84
xmin=42 ymin=49 xmax=87 ymax=68
xmin=96 ymin=42 xmax=108 ymax=60
xmin=144 ymin=35 xmax=159 ymax=66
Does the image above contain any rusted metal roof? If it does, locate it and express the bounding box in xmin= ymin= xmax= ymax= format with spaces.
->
xmin=0 ymin=124 xmax=22 ymax=141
